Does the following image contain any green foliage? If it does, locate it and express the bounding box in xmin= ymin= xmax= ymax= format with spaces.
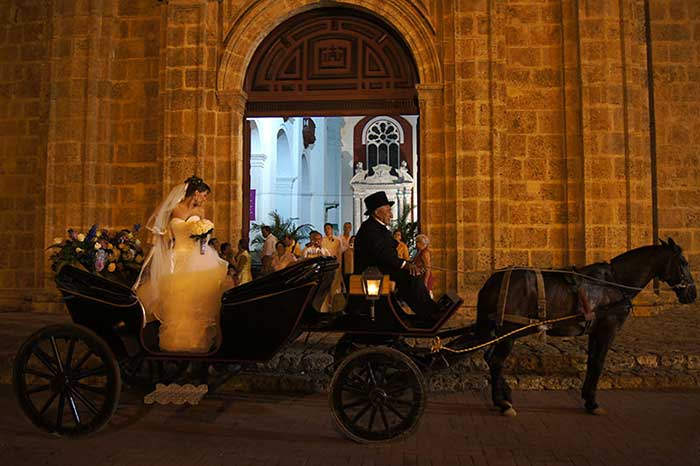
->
xmin=391 ymin=204 xmax=419 ymax=255
xmin=250 ymin=211 xmax=314 ymax=251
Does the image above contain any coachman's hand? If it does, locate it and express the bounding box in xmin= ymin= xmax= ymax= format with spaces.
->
xmin=406 ymin=263 xmax=421 ymax=276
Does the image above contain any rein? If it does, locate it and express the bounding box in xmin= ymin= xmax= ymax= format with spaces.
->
xmin=426 ymin=265 xmax=690 ymax=292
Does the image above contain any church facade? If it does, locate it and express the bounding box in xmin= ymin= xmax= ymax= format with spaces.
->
xmin=1 ymin=0 xmax=699 ymax=312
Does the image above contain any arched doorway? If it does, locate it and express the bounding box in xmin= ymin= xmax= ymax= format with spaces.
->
xmin=241 ymin=7 xmax=421 ymax=238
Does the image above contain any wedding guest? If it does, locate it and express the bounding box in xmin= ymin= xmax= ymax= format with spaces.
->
xmin=208 ymin=237 xmax=220 ymax=254
xmin=394 ymin=230 xmax=410 ymax=261
xmin=220 ymin=242 xmax=233 ymax=262
xmin=342 ymin=235 xmax=355 ymax=289
xmin=339 ymin=222 xmax=353 ymax=253
xmin=260 ymin=225 xmax=277 ymax=275
xmin=272 ymin=241 xmax=297 ymax=271
xmin=413 ymin=234 xmax=434 ymax=298
xmin=283 ymin=233 xmax=303 ymax=259
xmin=234 ymin=238 xmax=253 ymax=285
xmin=303 ymin=231 xmax=331 ymax=258
xmin=322 ymin=223 xmax=344 ymax=306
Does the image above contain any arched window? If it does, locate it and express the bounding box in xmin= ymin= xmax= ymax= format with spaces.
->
xmin=363 ymin=118 xmax=403 ymax=170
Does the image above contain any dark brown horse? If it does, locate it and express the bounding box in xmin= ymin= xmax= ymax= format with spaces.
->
xmin=475 ymin=238 xmax=697 ymax=416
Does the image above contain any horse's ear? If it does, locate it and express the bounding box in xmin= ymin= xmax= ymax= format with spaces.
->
xmin=668 ymin=237 xmax=676 ymax=247
xmin=659 ymin=238 xmax=668 ymax=246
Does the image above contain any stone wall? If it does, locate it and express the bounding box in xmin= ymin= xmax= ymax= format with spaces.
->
xmin=651 ymin=1 xmax=700 ymax=267
xmin=0 ymin=0 xmax=699 ymax=314
xmin=0 ymin=0 xmax=50 ymax=306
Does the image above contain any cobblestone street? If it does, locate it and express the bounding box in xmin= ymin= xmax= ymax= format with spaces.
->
xmin=1 ymin=386 xmax=698 ymax=466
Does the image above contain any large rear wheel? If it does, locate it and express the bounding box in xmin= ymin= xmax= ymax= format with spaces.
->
xmin=12 ymin=324 xmax=121 ymax=437
xmin=329 ymin=346 xmax=426 ymax=443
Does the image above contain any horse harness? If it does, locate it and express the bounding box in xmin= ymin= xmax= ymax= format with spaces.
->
xmin=490 ymin=268 xmax=598 ymax=334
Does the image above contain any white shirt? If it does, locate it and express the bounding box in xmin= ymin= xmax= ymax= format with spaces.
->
xmin=262 ymin=233 xmax=278 ymax=257
xmin=303 ymin=245 xmax=331 ymax=258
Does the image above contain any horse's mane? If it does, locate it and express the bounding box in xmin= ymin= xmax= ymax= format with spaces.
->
xmin=609 ymin=244 xmax=671 ymax=267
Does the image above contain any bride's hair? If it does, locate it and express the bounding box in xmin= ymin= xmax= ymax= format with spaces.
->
xmin=184 ymin=175 xmax=211 ymax=197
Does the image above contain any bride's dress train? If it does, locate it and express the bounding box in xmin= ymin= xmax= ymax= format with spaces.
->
xmin=138 ymin=216 xmax=230 ymax=353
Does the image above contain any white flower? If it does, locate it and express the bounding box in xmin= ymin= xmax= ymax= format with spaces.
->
xmin=94 ymin=243 xmax=102 ymax=249
xmin=52 ymin=237 xmax=62 ymax=245
xmin=77 ymin=233 xmax=85 ymax=242
xmin=135 ymin=239 xmax=141 ymax=246
xmin=75 ymin=247 xmax=83 ymax=253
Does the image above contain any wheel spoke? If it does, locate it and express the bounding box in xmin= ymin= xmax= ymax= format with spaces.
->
xmin=69 ymin=387 xmax=99 ymax=416
xmin=379 ymin=405 xmax=390 ymax=431
xmin=75 ymin=365 xmax=107 ymax=380
xmin=350 ymin=402 xmax=372 ymax=424
xmin=366 ymin=361 xmax=377 ymax=386
xmin=341 ymin=398 xmax=369 ymax=410
xmin=56 ymin=392 xmax=66 ymax=430
xmin=71 ymin=349 xmax=94 ymax=373
xmin=386 ymin=396 xmax=414 ymax=407
xmin=64 ymin=338 xmax=76 ymax=370
xmin=67 ymin=393 xmax=81 ymax=425
xmin=26 ymin=384 xmax=51 ymax=395
xmin=73 ymin=382 xmax=107 ymax=396
xmin=50 ymin=337 xmax=65 ymax=373
xmin=367 ymin=406 xmax=377 ymax=432
xmin=32 ymin=347 xmax=58 ymax=375
xmin=385 ymin=384 xmax=411 ymax=396
xmin=24 ymin=368 xmax=54 ymax=379
xmin=384 ymin=402 xmax=408 ymax=421
xmin=341 ymin=382 xmax=367 ymax=395
xmin=38 ymin=391 xmax=59 ymax=416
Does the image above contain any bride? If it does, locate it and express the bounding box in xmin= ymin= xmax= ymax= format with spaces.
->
xmin=133 ymin=176 xmax=231 ymax=353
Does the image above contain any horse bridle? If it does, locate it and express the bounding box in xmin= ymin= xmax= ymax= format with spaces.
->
xmin=662 ymin=252 xmax=693 ymax=290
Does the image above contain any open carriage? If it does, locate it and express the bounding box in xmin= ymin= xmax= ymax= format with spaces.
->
xmin=13 ymin=257 xmax=465 ymax=443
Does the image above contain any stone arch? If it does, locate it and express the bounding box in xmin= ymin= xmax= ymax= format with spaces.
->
xmin=217 ymin=0 xmax=442 ymax=95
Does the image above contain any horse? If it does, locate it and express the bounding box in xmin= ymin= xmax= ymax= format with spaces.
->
xmin=474 ymin=238 xmax=697 ymax=417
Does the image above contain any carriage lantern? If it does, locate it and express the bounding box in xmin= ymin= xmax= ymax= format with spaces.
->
xmin=361 ymin=266 xmax=384 ymax=321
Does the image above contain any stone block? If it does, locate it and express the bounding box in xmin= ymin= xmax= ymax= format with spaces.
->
xmin=636 ymin=354 xmax=659 ymax=368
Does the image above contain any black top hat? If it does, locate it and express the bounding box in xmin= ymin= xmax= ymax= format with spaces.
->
xmin=364 ymin=191 xmax=395 ymax=215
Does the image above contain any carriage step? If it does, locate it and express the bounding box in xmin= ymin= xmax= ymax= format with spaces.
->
xmin=144 ymin=383 xmax=208 ymax=405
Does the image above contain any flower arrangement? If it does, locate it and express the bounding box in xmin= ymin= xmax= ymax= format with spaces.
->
xmin=189 ymin=219 xmax=214 ymax=254
xmin=48 ymin=224 xmax=145 ymax=286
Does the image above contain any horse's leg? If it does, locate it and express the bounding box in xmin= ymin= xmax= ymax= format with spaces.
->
xmin=581 ymin=315 xmax=618 ymax=415
xmin=486 ymin=339 xmax=516 ymax=416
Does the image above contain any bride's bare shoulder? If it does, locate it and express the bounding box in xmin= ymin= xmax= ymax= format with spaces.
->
xmin=171 ymin=203 xmax=188 ymax=220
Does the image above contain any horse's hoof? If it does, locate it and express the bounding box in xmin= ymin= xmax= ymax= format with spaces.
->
xmin=587 ymin=406 xmax=607 ymax=416
xmin=501 ymin=406 xmax=517 ymax=417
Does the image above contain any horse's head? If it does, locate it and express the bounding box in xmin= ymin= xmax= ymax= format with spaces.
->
xmin=660 ymin=238 xmax=697 ymax=304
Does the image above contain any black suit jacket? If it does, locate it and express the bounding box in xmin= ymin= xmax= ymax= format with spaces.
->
xmin=354 ymin=217 xmax=404 ymax=275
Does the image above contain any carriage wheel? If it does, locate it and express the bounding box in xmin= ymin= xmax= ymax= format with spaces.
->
xmin=12 ymin=324 xmax=121 ymax=437
xmin=329 ymin=347 xmax=426 ymax=443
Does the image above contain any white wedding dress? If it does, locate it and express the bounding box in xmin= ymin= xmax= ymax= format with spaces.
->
xmin=143 ymin=216 xmax=229 ymax=353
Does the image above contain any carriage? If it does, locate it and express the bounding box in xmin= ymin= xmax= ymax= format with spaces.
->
xmin=12 ymin=256 xmax=466 ymax=443
xmin=13 ymin=238 xmax=696 ymax=442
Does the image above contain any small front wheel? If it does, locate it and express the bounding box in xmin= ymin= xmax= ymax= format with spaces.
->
xmin=13 ymin=324 xmax=121 ymax=437
xmin=329 ymin=346 xmax=426 ymax=443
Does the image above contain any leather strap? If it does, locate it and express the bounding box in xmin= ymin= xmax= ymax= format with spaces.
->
xmin=535 ymin=270 xmax=546 ymax=321
xmin=495 ymin=269 xmax=512 ymax=326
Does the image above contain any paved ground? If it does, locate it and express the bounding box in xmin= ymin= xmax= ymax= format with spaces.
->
xmin=0 ymin=386 xmax=698 ymax=466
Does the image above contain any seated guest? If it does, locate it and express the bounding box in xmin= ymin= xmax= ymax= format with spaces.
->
xmin=272 ymin=241 xmax=297 ymax=271
xmin=233 ymin=238 xmax=252 ymax=286
xmin=303 ymin=230 xmax=331 ymax=259
xmin=283 ymin=234 xmax=303 ymax=259
xmin=354 ymin=191 xmax=440 ymax=320
xmin=394 ymin=230 xmax=410 ymax=261
xmin=208 ymin=237 xmax=220 ymax=254
xmin=413 ymin=234 xmax=434 ymax=299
